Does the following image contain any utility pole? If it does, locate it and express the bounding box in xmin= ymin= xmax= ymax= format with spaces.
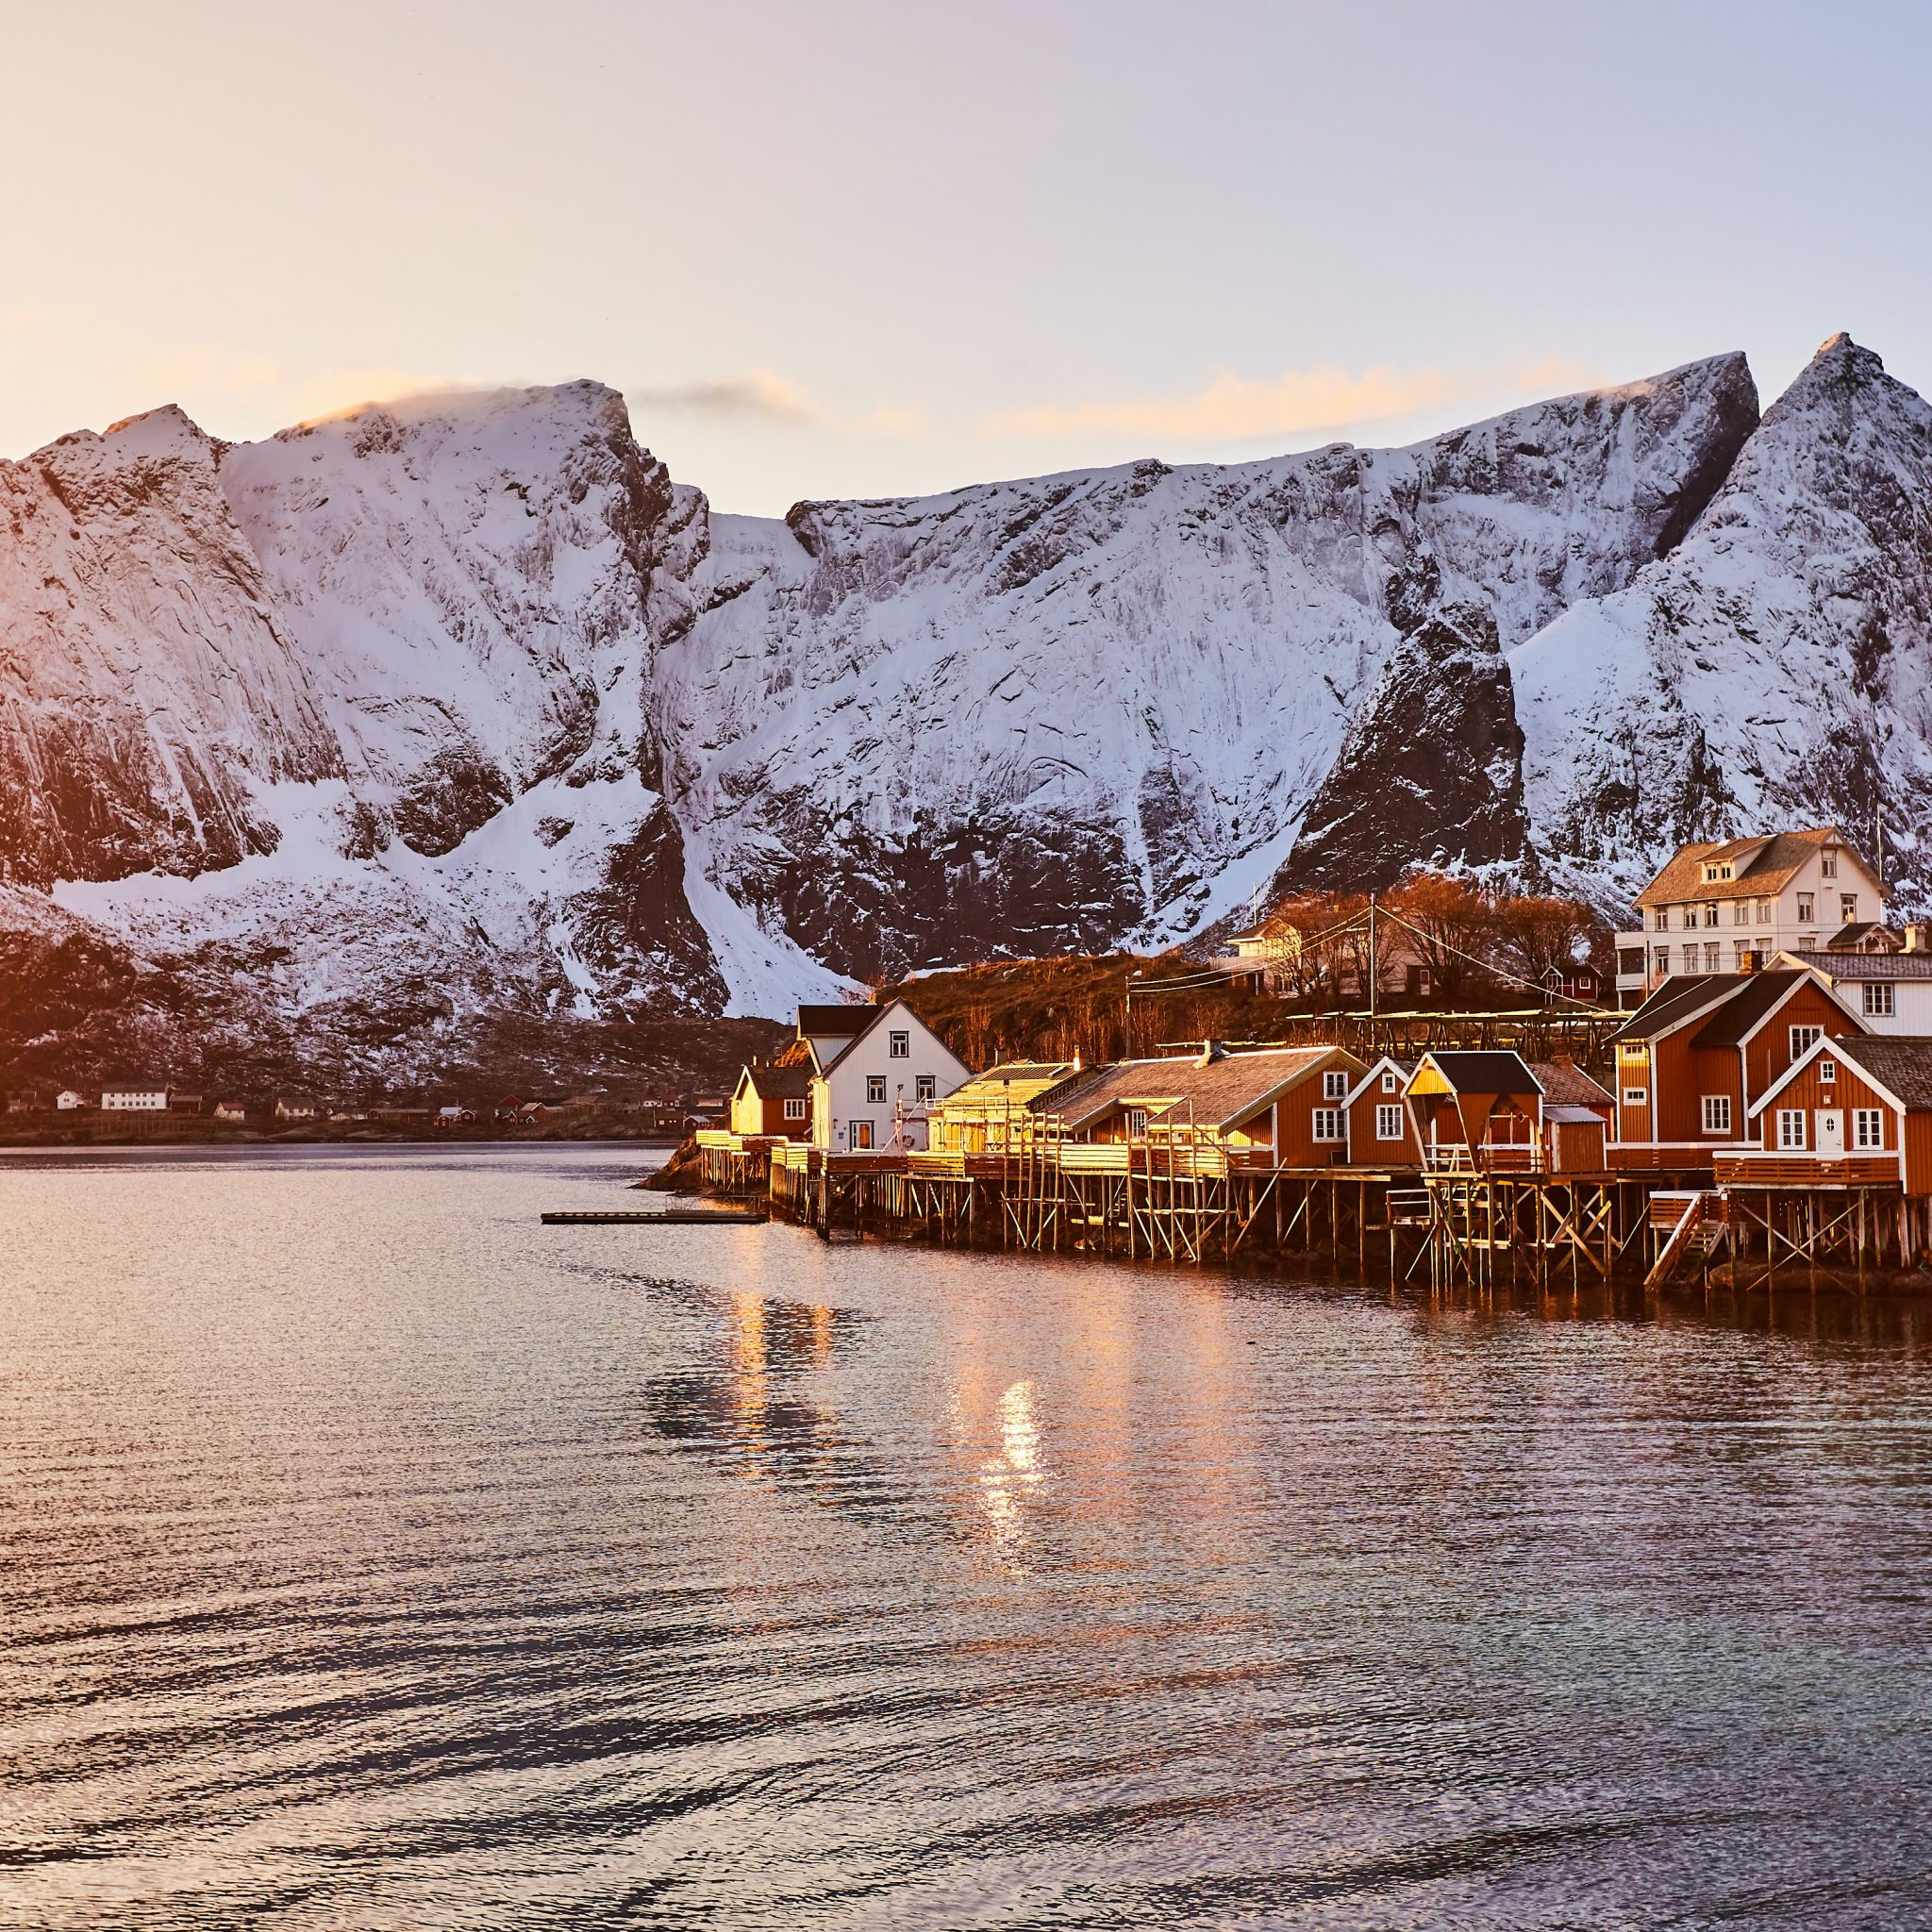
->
xmin=1368 ymin=894 xmax=1378 ymax=1024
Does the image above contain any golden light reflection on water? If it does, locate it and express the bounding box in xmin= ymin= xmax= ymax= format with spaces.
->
xmin=978 ymin=1377 xmax=1045 ymax=1548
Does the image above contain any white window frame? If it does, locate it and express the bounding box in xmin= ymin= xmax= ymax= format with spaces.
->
xmin=1375 ymin=1104 xmax=1403 ymax=1141
xmin=1323 ymin=1070 xmax=1349 ymax=1100
xmin=1863 ymin=983 xmax=1895 ymax=1017
xmin=849 ymin=1119 xmax=874 ymax=1150
xmin=1854 ymin=1108 xmax=1885 ymax=1150
xmin=1311 ymin=1107 xmax=1344 ymax=1143
xmin=1790 ymin=1025 xmax=1822 ymax=1060
xmin=1817 ymin=1058 xmax=1837 ymax=1087
xmin=1704 ymin=942 xmax=1721 ymax=972
xmin=783 ymin=1097 xmax=807 ymax=1122
xmin=1798 ymin=892 xmax=1815 ymax=924
xmin=1701 ymin=1094 xmax=1732 ymax=1135
xmin=1622 ymin=1086 xmax=1647 ymax=1108
xmin=1125 ymin=1108 xmax=1147 ymax=1138
xmin=1381 ymin=1070 xmax=1398 ymax=1093
xmin=1777 ymin=1109 xmax=1807 ymax=1150
xmin=1841 ymin=893 xmax=1857 ymax=924
xmin=865 ymin=1074 xmax=887 ymax=1104
xmin=888 ymin=1029 xmax=909 ymax=1058
xmin=1654 ymin=908 xmax=1670 ymax=931
xmin=1821 ymin=852 xmax=1838 ymax=878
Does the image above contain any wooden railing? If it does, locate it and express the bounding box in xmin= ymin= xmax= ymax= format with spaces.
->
xmin=1712 ymin=1151 xmax=1901 ymax=1189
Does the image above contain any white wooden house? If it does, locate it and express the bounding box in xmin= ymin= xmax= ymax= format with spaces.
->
xmin=100 ymin=1083 xmax=169 ymax=1112
xmin=795 ymin=999 xmax=971 ymax=1154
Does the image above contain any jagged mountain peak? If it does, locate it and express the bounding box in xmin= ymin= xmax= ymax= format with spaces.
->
xmin=1512 ymin=330 xmax=1932 ymax=914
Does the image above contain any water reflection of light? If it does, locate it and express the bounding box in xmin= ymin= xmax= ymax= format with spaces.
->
xmin=979 ymin=1378 xmax=1045 ymax=1548
xmin=730 ymin=1292 xmax=768 ymax=1436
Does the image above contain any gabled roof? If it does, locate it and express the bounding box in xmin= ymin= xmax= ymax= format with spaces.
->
xmin=1688 ymin=971 xmax=1824 ymax=1048
xmin=813 ymin=998 xmax=967 ymax=1078
xmin=1525 ymin=1059 xmax=1614 ymax=1107
xmin=1749 ymin=1033 xmax=1932 ymax=1118
xmin=739 ymin=1061 xmax=813 ymax=1100
xmin=1414 ymin=1051 xmax=1540 ymax=1096
xmin=1825 ymin=922 xmax=1899 ymax=953
xmin=1609 ymin=969 xmax=1843 ymax=1049
xmin=938 ymin=1062 xmax=1080 ymax=1108
xmin=1030 ymin=1046 xmax=1346 ymax=1133
xmin=1780 ymin=949 xmax=1932 ymax=982
xmin=1635 ymin=827 xmax=1866 ymax=908
xmin=1341 ymin=1055 xmax=1416 ymax=1108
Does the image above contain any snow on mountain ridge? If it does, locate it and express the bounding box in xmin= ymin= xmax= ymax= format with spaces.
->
xmin=655 ymin=352 xmax=1757 ymax=980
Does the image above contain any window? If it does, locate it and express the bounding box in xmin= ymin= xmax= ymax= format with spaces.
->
xmin=1702 ymin=1094 xmax=1732 ymax=1135
xmin=1653 ymin=908 xmax=1670 ymax=931
xmin=1841 ymin=893 xmax=1858 ymax=924
xmin=1817 ymin=1059 xmax=1837 ymax=1086
xmin=1855 ymin=1108 xmax=1886 ymax=1149
xmin=1821 ymin=851 xmax=1838 ymax=878
xmin=1733 ymin=941 xmax=1750 ymax=969
xmin=1704 ymin=942 xmax=1721 ymax=972
xmin=1417 ymin=969 xmax=1432 ymax=997
xmin=1798 ymin=892 xmax=1815 ymax=924
xmin=1790 ymin=1025 xmax=1822 ymax=1059
xmin=1864 ymin=983 xmax=1895 ymax=1017
xmin=1623 ymin=1086 xmax=1647 ymax=1108
xmin=1126 ymin=1108 xmax=1147 ymax=1138
xmin=888 ymin=1029 xmax=909 ymax=1058
xmin=1734 ymin=901 xmax=1751 ymax=924
xmin=1376 ymin=1104 xmax=1403 ymax=1141
xmin=1312 ymin=1107 xmax=1344 ymax=1142
xmin=849 ymin=1119 xmax=874 ymax=1149
xmin=866 ymin=1074 xmax=887 ymax=1104
xmin=1323 ymin=1070 xmax=1349 ymax=1100
xmin=1777 ymin=1109 xmax=1806 ymax=1150
xmin=1704 ymin=861 xmax=1733 ymax=882
xmin=784 ymin=1097 xmax=807 ymax=1122
xmin=1655 ymin=947 xmax=1671 ymax=977
xmin=1704 ymin=901 xmax=1720 ymax=928
xmin=1381 ymin=1070 xmax=1398 ymax=1093
xmin=915 ymin=1074 xmax=936 ymax=1102
xmin=1757 ymin=898 xmax=1774 ymax=923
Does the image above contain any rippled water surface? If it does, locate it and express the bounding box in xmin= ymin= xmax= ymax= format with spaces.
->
xmin=8 ymin=1145 xmax=1932 ymax=1929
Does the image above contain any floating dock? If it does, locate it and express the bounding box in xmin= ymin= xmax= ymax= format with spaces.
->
xmin=541 ymin=1208 xmax=765 ymax=1225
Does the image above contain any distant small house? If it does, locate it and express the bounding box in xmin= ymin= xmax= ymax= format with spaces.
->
xmin=100 ymin=1083 xmax=169 ymax=1112
xmin=275 ymin=1095 xmax=319 ymax=1121
xmin=56 ymin=1090 xmax=85 ymax=1111
xmin=1541 ymin=964 xmax=1602 ymax=1006
xmin=212 ymin=1099 xmax=248 ymax=1122
xmin=1403 ymin=1052 xmax=1615 ymax=1172
xmin=6 ymin=1091 xmax=48 ymax=1114
xmin=730 ymin=1054 xmax=815 ymax=1138
xmin=493 ymin=1094 xmax=524 ymax=1123
xmin=792 ymin=1000 xmax=971 ymax=1153
xmin=168 ymin=1092 xmax=204 ymax=1114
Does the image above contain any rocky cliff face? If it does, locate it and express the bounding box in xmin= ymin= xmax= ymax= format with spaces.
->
xmin=1512 ymin=333 xmax=1932 ymax=910
xmin=654 ymin=353 xmax=1757 ymax=978
xmin=7 ymin=337 xmax=1931 ymax=1087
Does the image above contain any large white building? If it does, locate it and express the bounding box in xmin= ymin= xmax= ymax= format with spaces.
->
xmin=1614 ymin=828 xmax=1889 ymax=1007
xmin=790 ymin=1000 xmax=972 ymax=1154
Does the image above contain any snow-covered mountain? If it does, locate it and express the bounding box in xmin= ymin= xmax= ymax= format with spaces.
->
xmin=1513 ymin=333 xmax=1932 ymax=908
xmin=1 ymin=335 xmax=1924 ymax=1085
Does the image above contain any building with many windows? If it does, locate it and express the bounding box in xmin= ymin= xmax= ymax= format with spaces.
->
xmin=1613 ymin=828 xmax=1886 ymax=1006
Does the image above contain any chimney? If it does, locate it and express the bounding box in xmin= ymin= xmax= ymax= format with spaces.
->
xmin=1907 ymin=924 xmax=1930 ymax=955
xmin=1195 ymin=1040 xmax=1229 ymax=1067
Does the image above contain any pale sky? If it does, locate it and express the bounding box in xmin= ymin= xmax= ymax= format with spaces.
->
xmin=5 ymin=0 xmax=1927 ymax=516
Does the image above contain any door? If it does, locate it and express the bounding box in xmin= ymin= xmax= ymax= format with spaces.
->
xmin=849 ymin=1120 xmax=874 ymax=1150
xmin=1816 ymin=1109 xmax=1844 ymax=1157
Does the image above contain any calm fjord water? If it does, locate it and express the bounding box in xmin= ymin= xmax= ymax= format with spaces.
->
xmin=6 ymin=1146 xmax=1932 ymax=1930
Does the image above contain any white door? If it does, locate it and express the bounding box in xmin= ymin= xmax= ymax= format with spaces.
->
xmin=1816 ymin=1109 xmax=1844 ymax=1157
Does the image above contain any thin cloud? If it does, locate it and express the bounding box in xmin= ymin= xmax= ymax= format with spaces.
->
xmin=982 ymin=359 xmax=1607 ymax=446
xmin=628 ymin=369 xmax=818 ymax=424
xmin=627 ymin=369 xmax=927 ymax=440
xmin=118 ymin=351 xmax=465 ymax=431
